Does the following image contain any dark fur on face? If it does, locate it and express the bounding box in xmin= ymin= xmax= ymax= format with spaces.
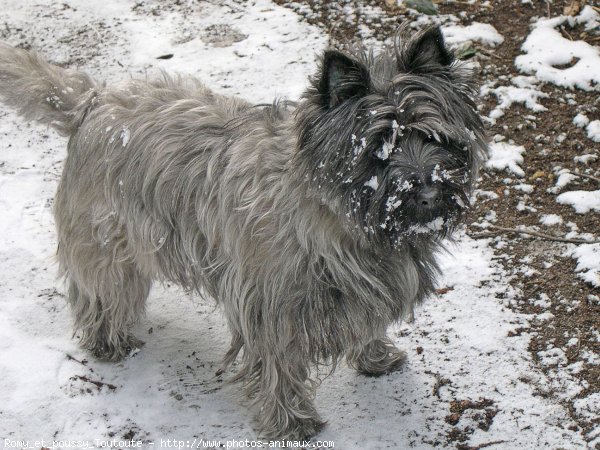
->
xmin=295 ymin=26 xmax=487 ymax=248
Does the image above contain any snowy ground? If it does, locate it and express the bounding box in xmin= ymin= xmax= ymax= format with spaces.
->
xmin=0 ymin=1 xmax=595 ymax=449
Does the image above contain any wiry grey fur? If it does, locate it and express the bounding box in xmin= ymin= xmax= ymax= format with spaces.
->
xmin=0 ymin=26 xmax=487 ymax=440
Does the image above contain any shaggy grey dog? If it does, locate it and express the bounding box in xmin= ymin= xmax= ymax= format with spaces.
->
xmin=0 ymin=26 xmax=486 ymax=440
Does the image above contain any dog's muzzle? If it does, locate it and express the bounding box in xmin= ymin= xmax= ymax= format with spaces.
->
xmin=415 ymin=186 xmax=441 ymax=209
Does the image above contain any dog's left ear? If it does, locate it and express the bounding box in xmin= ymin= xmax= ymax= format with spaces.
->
xmin=319 ymin=51 xmax=370 ymax=108
xmin=401 ymin=26 xmax=454 ymax=72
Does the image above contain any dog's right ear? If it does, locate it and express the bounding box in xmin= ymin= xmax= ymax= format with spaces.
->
xmin=400 ymin=26 xmax=454 ymax=73
xmin=319 ymin=51 xmax=370 ymax=108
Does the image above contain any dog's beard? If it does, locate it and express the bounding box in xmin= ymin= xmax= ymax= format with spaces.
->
xmin=347 ymin=170 xmax=470 ymax=247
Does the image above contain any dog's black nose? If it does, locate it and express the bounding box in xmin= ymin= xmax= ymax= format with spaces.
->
xmin=416 ymin=186 xmax=440 ymax=208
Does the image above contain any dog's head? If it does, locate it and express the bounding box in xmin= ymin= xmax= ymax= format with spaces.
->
xmin=295 ymin=26 xmax=488 ymax=248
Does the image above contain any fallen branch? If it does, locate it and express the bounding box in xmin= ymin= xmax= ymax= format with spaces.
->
xmin=71 ymin=374 xmax=117 ymax=391
xmin=472 ymin=225 xmax=600 ymax=244
xmin=566 ymin=171 xmax=600 ymax=185
xmin=477 ymin=47 xmax=503 ymax=60
xmin=457 ymin=441 xmax=508 ymax=450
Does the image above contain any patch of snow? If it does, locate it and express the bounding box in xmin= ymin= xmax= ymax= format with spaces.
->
xmin=573 ymin=113 xmax=589 ymax=128
xmin=548 ymin=169 xmax=577 ymax=194
xmin=533 ymin=293 xmax=551 ymax=308
xmin=577 ymin=4 xmax=600 ymax=31
xmin=567 ymin=338 xmax=579 ymax=347
xmin=484 ymin=210 xmax=497 ymax=222
xmin=514 ymin=183 xmax=534 ymax=193
xmin=120 ymin=127 xmax=130 ymax=147
xmin=540 ymin=214 xmax=563 ymax=226
xmin=442 ymin=22 xmax=504 ymax=47
xmin=486 ymin=142 xmax=527 ymax=177
xmin=364 ymin=176 xmax=379 ymax=190
xmin=475 ymin=189 xmax=500 ymax=200
xmin=517 ymin=200 xmax=537 ymax=213
xmin=567 ymin=243 xmax=600 ymax=287
xmin=556 ymin=190 xmax=600 ymax=213
xmin=515 ymin=6 xmax=600 ymax=90
xmin=586 ymin=120 xmax=600 ymax=142
xmin=376 ymin=141 xmax=393 ymax=160
xmin=574 ymin=154 xmax=598 ymax=164
xmin=573 ymin=393 xmax=600 ymax=421
xmin=538 ymin=347 xmax=568 ymax=366
xmin=481 ymin=76 xmax=548 ymax=123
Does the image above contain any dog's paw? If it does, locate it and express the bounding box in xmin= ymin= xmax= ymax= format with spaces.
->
xmin=260 ymin=416 xmax=326 ymax=442
xmin=123 ymin=335 xmax=145 ymax=357
xmin=349 ymin=338 xmax=407 ymax=377
xmin=88 ymin=335 xmax=145 ymax=361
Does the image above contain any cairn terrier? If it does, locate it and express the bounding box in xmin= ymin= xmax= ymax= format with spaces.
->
xmin=0 ymin=26 xmax=486 ymax=439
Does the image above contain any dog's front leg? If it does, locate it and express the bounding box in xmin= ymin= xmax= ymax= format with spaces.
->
xmin=244 ymin=344 xmax=325 ymax=441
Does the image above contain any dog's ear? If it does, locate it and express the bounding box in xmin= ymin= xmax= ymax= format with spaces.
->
xmin=401 ymin=26 xmax=454 ymax=72
xmin=319 ymin=51 xmax=370 ymax=108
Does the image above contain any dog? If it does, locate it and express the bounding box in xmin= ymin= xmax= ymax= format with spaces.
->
xmin=0 ymin=26 xmax=487 ymax=440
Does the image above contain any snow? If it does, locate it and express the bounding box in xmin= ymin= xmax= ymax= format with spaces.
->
xmin=574 ymin=154 xmax=598 ymax=164
xmin=567 ymin=243 xmax=600 ymax=287
xmin=513 ymin=183 xmax=534 ymax=193
xmin=486 ymin=142 xmax=527 ymax=177
xmin=376 ymin=141 xmax=393 ymax=160
xmin=120 ymin=127 xmax=131 ymax=147
xmin=586 ymin=120 xmax=600 ymax=143
xmin=364 ymin=176 xmax=379 ymax=190
xmin=574 ymin=113 xmax=590 ymax=128
xmin=569 ymin=113 xmax=598 ymax=144
xmin=442 ymin=22 xmax=504 ymax=47
xmin=556 ymin=190 xmax=600 ymax=213
xmin=574 ymin=393 xmax=600 ymax=422
xmin=549 ymin=169 xmax=578 ymax=194
xmin=515 ymin=6 xmax=600 ymax=91
xmin=481 ymin=76 xmax=548 ymax=123
xmin=0 ymin=1 xmax=594 ymax=449
xmin=540 ymin=214 xmax=563 ymax=226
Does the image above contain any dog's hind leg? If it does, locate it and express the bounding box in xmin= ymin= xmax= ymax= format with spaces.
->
xmin=64 ymin=258 xmax=151 ymax=360
xmin=347 ymin=337 xmax=407 ymax=376
xmin=65 ymin=266 xmax=151 ymax=361
xmin=57 ymin=218 xmax=151 ymax=360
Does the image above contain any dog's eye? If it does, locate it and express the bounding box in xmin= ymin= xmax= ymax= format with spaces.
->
xmin=424 ymin=132 xmax=443 ymax=144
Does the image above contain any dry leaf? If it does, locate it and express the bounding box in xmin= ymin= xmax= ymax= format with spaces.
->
xmin=564 ymin=0 xmax=582 ymax=16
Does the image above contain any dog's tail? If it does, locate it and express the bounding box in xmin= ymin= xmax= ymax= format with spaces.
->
xmin=0 ymin=42 xmax=99 ymax=135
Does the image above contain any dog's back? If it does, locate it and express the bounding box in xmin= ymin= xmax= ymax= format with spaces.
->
xmin=0 ymin=42 xmax=292 ymax=358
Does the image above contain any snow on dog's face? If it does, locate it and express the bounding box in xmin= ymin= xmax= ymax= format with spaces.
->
xmin=295 ymin=26 xmax=487 ymax=248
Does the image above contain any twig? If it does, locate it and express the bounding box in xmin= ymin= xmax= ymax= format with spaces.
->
xmin=566 ymin=171 xmax=600 ymax=185
xmin=560 ymin=25 xmax=574 ymax=41
xmin=457 ymin=441 xmax=508 ymax=450
xmin=473 ymin=225 xmax=600 ymax=244
xmin=432 ymin=375 xmax=451 ymax=399
xmin=72 ymin=374 xmax=117 ymax=391
xmin=477 ymin=47 xmax=502 ymax=60
xmin=66 ymin=353 xmax=90 ymax=368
